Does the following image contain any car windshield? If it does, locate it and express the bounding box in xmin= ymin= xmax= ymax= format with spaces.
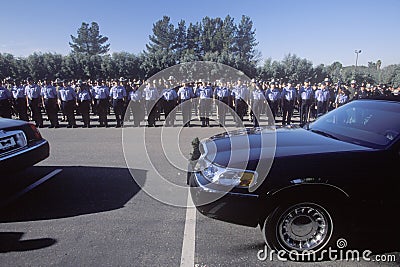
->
xmin=309 ymin=100 xmax=400 ymax=148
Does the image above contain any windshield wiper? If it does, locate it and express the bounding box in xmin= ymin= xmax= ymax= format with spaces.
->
xmin=310 ymin=129 xmax=339 ymax=140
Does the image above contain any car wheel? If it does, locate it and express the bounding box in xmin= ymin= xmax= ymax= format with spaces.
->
xmin=262 ymin=201 xmax=341 ymax=259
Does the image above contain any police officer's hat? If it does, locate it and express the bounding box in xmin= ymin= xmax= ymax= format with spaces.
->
xmin=167 ymin=76 xmax=174 ymax=81
xmin=324 ymin=77 xmax=330 ymax=83
xmin=55 ymin=78 xmax=63 ymax=83
xmin=119 ymin=77 xmax=127 ymax=82
xmin=350 ymin=80 xmax=356 ymax=84
xmin=251 ymin=78 xmax=256 ymax=83
xmin=76 ymin=79 xmax=84 ymax=85
xmin=304 ymin=79 xmax=310 ymax=83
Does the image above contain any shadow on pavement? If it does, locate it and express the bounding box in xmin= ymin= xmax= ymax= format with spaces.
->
xmin=0 ymin=232 xmax=56 ymax=253
xmin=0 ymin=166 xmax=146 ymax=223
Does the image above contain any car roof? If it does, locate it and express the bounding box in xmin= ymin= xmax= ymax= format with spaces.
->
xmin=356 ymin=96 xmax=400 ymax=102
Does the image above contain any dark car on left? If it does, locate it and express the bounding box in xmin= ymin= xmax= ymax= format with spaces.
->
xmin=0 ymin=118 xmax=49 ymax=173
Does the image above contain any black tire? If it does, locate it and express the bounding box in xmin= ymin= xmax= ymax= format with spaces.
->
xmin=261 ymin=201 xmax=344 ymax=261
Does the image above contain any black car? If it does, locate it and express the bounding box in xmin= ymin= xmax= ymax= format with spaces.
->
xmin=0 ymin=118 xmax=49 ymax=173
xmin=189 ymin=98 xmax=400 ymax=255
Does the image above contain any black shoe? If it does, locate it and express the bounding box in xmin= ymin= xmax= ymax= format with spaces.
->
xmin=67 ymin=125 xmax=72 ymax=128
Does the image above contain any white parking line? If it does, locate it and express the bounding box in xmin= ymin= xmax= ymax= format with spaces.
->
xmin=180 ymin=192 xmax=196 ymax=267
xmin=0 ymin=168 xmax=63 ymax=208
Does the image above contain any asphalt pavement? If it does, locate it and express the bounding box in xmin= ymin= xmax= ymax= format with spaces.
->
xmin=0 ymin=111 xmax=399 ymax=266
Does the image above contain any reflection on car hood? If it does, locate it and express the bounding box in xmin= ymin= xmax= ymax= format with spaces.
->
xmin=202 ymin=126 xmax=373 ymax=168
xmin=0 ymin=118 xmax=27 ymax=129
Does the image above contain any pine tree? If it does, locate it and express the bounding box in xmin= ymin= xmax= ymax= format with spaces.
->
xmin=69 ymin=22 xmax=110 ymax=55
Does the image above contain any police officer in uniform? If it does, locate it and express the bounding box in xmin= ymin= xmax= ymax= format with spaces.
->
xmin=0 ymin=80 xmax=12 ymax=118
xmin=11 ymin=79 xmax=28 ymax=121
xmin=299 ymin=79 xmax=314 ymax=125
xmin=177 ymin=81 xmax=195 ymax=127
xmin=41 ymin=78 xmax=59 ymax=128
xmin=231 ymin=79 xmax=249 ymax=126
xmin=58 ymin=79 xmax=77 ymax=128
xmin=250 ymin=82 xmax=265 ymax=127
xmin=281 ymin=81 xmax=297 ymax=125
xmin=354 ymin=83 xmax=369 ymax=99
xmin=266 ymin=80 xmax=281 ymax=121
xmin=25 ymin=77 xmax=43 ymax=127
xmin=93 ymin=80 xmax=110 ymax=127
xmin=315 ymin=82 xmax=331 ymax=117
xmin=348 ymin=80 xmax=358 ymax=100
xmin=213 ymin=80 xmax=230 ymax=127
xmin=77 ymin=80 xmax=92 ymax=128
xmin=127 ymin=81 xmax=144 ymax=127
xmin=196 ymin=81 xmax=213 ymax=127
xmin=110 ymin=77 xmax=127 ymax=128
xmin=323 ymin=78 xmax=335 ymax=111
xmin=143 ymin=81 xmax=159 ymax=127
xmin=161 ymin=82 xmax=178 ymax=127
xmin=335 ymin=87 xmax=349 ymax=108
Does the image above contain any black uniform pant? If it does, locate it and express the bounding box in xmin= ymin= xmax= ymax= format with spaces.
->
xmin=317 ymin=101 xmax=328 ymax=117
xmin=15 ymin=98 xmax=28 ymax=121
xmin=217 ymin=97 xmax=229 ymax=126
xmin=145 ymin=100 xmax=157 ymax=127
xmin=282 ymin=100 xmax=295 ymax=125
xmin=29 ymin=98 xmax=43 ymax=127
xmin=128 ymin=101 xmax=144 ymax=127
xmin=96 ymin=99 xmax=109 ymax=126
xmin=252 ymin=99 xmax=264 ymax=127
xmin=44 ymin=98 xmax=59 ymax=127
xmin=180 ymin=99 xmax=192 ymax=126
xmin=79 ymin=100 xmax=91 ymax=127
xmin=62 ymin=100 xmax=76 ymax=126
xmin=92 ymin=99 xmax=98 ymax=115
xmin=267 ymin=100 xmax=279 ymax=120
xmin=199 ymin=98 xmax=211 ymax=126
xmin=162 ymin=100 xmax=176 ymax=126
xmin=234 ymin=99 xmax=247 ymax=123
xmin=300 ymin=99 xmax=312 ymax=124
xmin=0 ymin=99 xmax=11 ymax=119
xmin=113 ymin=99 xmax=125 ymax=127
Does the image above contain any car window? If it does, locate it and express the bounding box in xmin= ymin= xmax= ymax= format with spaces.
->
xmin=310 ymin=100 xmax=400 ymax=148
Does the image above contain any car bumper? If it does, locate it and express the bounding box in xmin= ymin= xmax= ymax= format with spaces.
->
xmin=0 ymin=140 xmax=50 ymax=173
xmin=189 ymin=171 xmax=261 ymax=227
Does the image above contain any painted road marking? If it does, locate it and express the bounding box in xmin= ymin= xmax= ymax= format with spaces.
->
xmin=180 ymin=192 xmax=196 ymax=267
xmin=0 ymin=168 xmax=63 ymax=208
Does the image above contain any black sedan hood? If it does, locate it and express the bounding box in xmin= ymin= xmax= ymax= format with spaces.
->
xmin=0 ymin=118 xmax=27 ymax=129
xmin=202 ymin=126 xmax=373 ymax=169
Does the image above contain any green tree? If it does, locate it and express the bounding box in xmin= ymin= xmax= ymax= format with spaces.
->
xmin=185 ymin=22 xmax=202 ymax=60
xmin=0 ymin=53 xmax=16 ymax=79
xmin=146 ymin=16 xmax=176 ymax=53
xmin=233 ymin=15 xmax=258 ymax=77
xmin=69 ymin=22 xmax=110 ymax=55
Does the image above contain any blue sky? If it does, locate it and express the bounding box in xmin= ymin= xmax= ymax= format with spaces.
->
xmin=1 ymin=0 xmax=399 ymax=67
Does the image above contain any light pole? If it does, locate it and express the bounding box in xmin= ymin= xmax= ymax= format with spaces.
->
xmin=355 ymin=50 xmax=361 ymax=73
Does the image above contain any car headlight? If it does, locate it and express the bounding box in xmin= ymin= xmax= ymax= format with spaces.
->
xmin=200 ymin=163 xmax=257 ymax=188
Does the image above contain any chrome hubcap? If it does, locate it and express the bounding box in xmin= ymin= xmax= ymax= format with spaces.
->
xmin=278 ymin=203 xmax=332 ymax=251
